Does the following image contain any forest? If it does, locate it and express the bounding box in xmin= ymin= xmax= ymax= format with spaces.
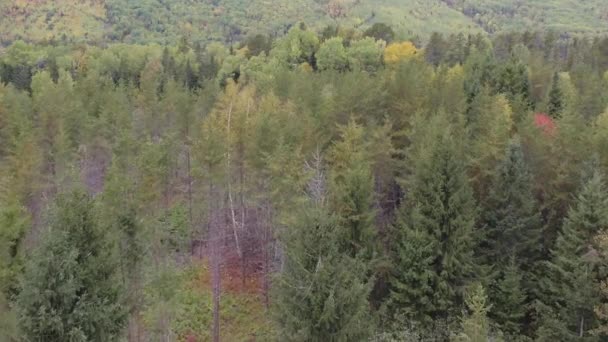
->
xmin=2 ymin=5 xmax=608 ymax=342
xmin=2 ymin=0 xmax=608 ymax=46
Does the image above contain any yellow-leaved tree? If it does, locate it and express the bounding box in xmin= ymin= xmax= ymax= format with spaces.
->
xmin=383 ymin=41 xmax=419 ymax=64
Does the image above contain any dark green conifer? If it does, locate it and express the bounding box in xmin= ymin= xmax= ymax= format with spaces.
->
xmin=17 ymin=190 xmax=126 ymax=341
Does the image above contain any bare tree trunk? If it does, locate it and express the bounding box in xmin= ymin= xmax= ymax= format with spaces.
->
xmin=225 ymin=97 xmax=245 ymax=285
xmin=187 ymin=146 xmax=196 ymax=256
xmin=263 ymin=204 xmax=271 ymax=309
xmin=208 ymin=178 xmax=222 ymax=342
xmin=210 ymin=207 xmax=221 ymax=342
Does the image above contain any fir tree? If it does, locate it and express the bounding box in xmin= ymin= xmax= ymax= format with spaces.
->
xmin=390 ymin=206 xmax=437 ymax=325
xmin=16 ymin=190 xmax=126 ymax=341
xmin=493 ymin=259 xmax=527 ymax=339
xmin=491 ymin=57 xmax=531 ymax=107
xmin=425 ymin=32 xmax=446 ymax=66
xmin=547 ymin=72 xmax=563 ymax=118
xmin=391 ymin=118 xmax=478 ymax=324
xmin=541 ymin=170 xmax=608 ymax=339
xmin=454 ymin=284 xmax=493 ymax=342
xmin=273 ymin=202 xmax=372 ymax=341
xmin=480 ymin=137 xmax=542 ymax=270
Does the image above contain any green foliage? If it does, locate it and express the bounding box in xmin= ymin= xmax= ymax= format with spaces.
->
xmin=0 ymin=292 xmax=19 ymax=342
xmin=454 ymin=284 xmax=497 ymax=342
xmin=540 ymin=170 xmax=608 ymax=339
xmin=390 ymin=209 xmax=436 ymax=325
xmin=391 ymin=114 xmax=478 ymax=326
xmin=364 ymin=23 xmax=395 ymax=43
xmin=493 ymin=260 xmax=527 ymax=338
xmin=479 ymin=137 xmax=542 ymax=269
xmin=141 ymin=263 xmax=275 ymax=342
xmin=316 ymin=37 xmax=349 ymax=72
xmin=2 ymin=0 xmax=608 ymax=47
xmin=348 ymin=37 xmax=386 ymax=73
xmin=547 ymin=72 xmax=564 ymax=118
xmin=0 ymin=202 xmax=29 ymax=295
xmin=491 ymin=57 xmax=531 ymax=107
xmin=271 ymin=24 xmax=320 ymax=69
xmin=327 ymin=120 xmax=377 ymax=259
xmin=273 ymin=202 xmax=372 ymax=341
xmin=16 ymin=190 xmax=126 ymax=342
xmin=0 ymin=16 xmax=608 ymax=341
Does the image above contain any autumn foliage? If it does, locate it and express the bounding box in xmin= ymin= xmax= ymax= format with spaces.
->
xmin=384 ymin=41 xmax=419 ymax=64
xmin=534 ymin=113 xmax=557 ymax=135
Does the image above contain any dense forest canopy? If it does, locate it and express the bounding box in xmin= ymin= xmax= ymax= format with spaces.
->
xmin=2 ymin=0 xmax=608 ymax=45
xmin=3 ymin=1 xmax=608 ymax=341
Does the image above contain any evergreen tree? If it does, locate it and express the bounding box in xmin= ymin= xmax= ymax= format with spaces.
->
xmin=454 ymin=284 xmax=494 ymax=342
xmin=16 ymin=190 xmax=126 ymax=341
xmin=273 ymin=202 xmax=372 ymax=341
xmin=0 ymin=201 xmax=29 ymax=295
xmin=493 ymin=259 xmax=527 ymax=339
xmin=547 ymin=72 xmax=563 ymax=118
xmin=468 ymin=91 xmax=513 ymax=199
xmin=391 ymin=118 xmax=478 ymax=324
xmin=327 ymin=120 xmax=376 ymax=259
xmin=390 ymin=206 xmax=436 ymax=325
xmin=480 ymin=137 xmax=542 ymax=270
xmin=541 ymin=170 xmax=608 ymax=339
xmin=425 ymin=32 xmax=446 ymax=66
xmin=591 ymin=229 xmax=608 ymax=338
xmin=491 ymin=57 xmax=531 ymax=107
xmin=363 ymin=23 xmax=395 ymax=43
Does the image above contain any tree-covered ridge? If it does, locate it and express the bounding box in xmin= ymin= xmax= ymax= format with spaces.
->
xmin=445 ymin=0 xmax=608 ymax=34
xmin=2 ymin=0 xmax=608 ymax=45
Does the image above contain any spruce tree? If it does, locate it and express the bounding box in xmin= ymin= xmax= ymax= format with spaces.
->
xmin=16 ymin=190 xmax=126 ymax=341
xmin=480 ymin=137 xmax=542 ymax=270
xmin=491 ymin=57 xmax=531 ymax=107
xmin=390 ymin=206 xmax=437 ymax=325
xmin=547 ymin=72 xmax=563 ymax=118
xmin=425 ymin=32 xmax=446 ymax=66
xmin=454 ymin=284 xmax=493 ymax=342
xmin=391 ymin=119 xmax=478 ymax=324
xmin=541 ymin=170 xmax=608 ymax=339
xmin=273 ymin=202 xmax=372 ymax=341
xmin=493 ymin=259 xmax=527 ymax=339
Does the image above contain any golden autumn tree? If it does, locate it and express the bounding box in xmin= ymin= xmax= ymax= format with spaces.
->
xmin=383 ymin=41 xmax=419 ymax=64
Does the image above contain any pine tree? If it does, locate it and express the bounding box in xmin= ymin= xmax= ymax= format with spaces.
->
xmin=273 ymin=202 xmax=372 ymax=341
xmin=541 ymin=170 xmax=608 ymax=339
xmin=547 ymin=72 xmax=563 ymax=118
xmin=16 ymin=189 xmax=126 ymax=341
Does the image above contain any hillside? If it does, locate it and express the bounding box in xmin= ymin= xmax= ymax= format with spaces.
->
xmin=1 ymin=0 xmax=607 ymax=45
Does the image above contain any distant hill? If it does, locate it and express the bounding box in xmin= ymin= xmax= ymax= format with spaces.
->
xmin=1 ymin=0 xmax=607 ymax=45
